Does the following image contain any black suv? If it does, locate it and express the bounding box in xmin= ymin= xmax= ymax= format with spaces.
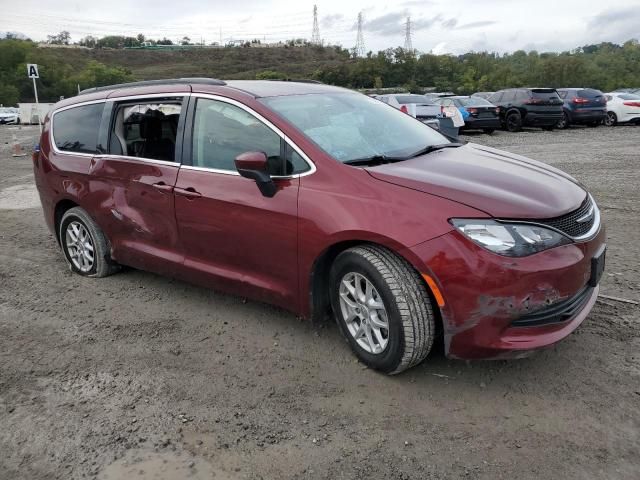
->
xmin=556 ymin=88 xmax=606 ymax=129
xmin=488 ymin=88 xmax=563 ymax=132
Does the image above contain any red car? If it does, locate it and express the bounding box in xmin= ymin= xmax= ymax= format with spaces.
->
xmin=33 ymin=79 xmax=606 ymax=374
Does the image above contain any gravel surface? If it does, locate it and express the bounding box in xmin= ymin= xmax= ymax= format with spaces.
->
xmin=1 ymin=124 xmax=639 ymax=480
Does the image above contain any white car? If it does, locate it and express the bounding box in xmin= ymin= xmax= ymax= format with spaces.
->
xmin=603 ymin=92 xmax=640 ymax=126
xmin=0 ymin=107 xmax=20 ymax=125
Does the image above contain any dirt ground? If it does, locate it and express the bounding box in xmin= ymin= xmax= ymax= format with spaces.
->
xmin=0 ymin=124 xmax=638 ymax=480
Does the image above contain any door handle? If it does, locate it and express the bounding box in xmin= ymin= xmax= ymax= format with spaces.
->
xmin=152 ymin=182 xmax=174 ymax=193
xmin=174 ymin=186 xmax=202 ymax=199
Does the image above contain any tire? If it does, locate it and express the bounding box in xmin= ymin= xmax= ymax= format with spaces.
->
xmin=541 ymin=126 xmax=555 ymax=131
xmin=483 ymin=128 xmax=495 ymax=134
xmin=557 ymin=111 xmax=570 ymax=129
xmin=59 ymin=207 xmax=118 ymax=278
xmin=604 ymin=111 xmax=617 ymax=127
xmin=329 ymin=245 xmax=435 ymax=375
xmin=505 ymin=111 xmax=522 ymax=132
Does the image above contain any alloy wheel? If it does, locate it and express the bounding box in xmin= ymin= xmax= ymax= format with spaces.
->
xmin=604 ymin=111 xmax=616 ymax=127
xmin=338 ymin=272 xmax=389 ymax=354
xmin=65 ymin=220 xmax=95 ymax=273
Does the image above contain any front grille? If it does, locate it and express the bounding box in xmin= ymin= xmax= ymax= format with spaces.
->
xmin=511 ymin=286 xmax=594 ymax=327
xmin=536 ymin=195 xmax=595 ymax=238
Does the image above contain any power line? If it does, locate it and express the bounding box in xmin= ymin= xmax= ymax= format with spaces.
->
xmin=355 ymin=11 xmax=365 ymax=57
xmin=404 ymin=16 xmax=413 ymax=52
xmin=311 ymin=5 xmax=321 ymax=45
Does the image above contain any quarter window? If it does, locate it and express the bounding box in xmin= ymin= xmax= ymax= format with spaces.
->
xmin=109 ymin=101 xmax=182 ymax=162
xmin=192 ymin=98 xmax=309 ymax=175
xmin=53 ymin=103 xmax=104 ymax=154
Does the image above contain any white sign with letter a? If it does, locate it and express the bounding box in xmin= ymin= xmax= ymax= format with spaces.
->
xmin=27 ymin=64 xmax=39 ymax=78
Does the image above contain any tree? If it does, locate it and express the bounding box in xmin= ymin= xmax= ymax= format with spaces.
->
xmin=47 ymin=31 xmax=71 ymax=45
xmin=181 ymin=36 xmax=191 ymax=46
xmin=256 ymin=70 xmax=284 ymax=80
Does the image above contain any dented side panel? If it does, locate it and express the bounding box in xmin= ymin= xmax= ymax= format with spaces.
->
xmin=87 ymin=156 xmax=183 ymax=276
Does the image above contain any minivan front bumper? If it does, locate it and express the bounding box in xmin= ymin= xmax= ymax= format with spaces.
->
xmin=407 ymin=225 xmax=606 ymax=359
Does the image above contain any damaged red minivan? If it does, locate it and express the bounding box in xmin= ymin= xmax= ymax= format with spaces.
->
xmin=33 ymin=79 xmax=605 ymax=374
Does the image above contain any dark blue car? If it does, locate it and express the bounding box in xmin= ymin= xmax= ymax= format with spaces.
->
xmin=556 ymin=88 xmax=607 ymax=129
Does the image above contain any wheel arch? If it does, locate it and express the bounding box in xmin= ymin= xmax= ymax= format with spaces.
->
xmin=307 ymin=239 xmax=444 ymax=336
xmin=53 ymin=198 xmax=80 ymax=245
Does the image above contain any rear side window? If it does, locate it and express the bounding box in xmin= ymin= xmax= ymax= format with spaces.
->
xmin=488 ymin=92 xmax=503 ymax=102
xmin=501 ymin=90 xmax=516 ymax=102
xmin=109 ymin=101 xmax=182 ymax=162
xmin=557 ymin=90 xmax=569 ymax=99
xmin=53 ymin=103 xmax=104 ymax=154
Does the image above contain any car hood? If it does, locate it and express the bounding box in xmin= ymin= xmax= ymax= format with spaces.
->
xmin=366 ymin=143 xmax=587 ymax=219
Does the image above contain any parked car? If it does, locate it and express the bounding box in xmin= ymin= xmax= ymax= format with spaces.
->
xmin=433 ymin=96 xmax=501 ymax=133
xmin=34 ymin=79 xmax=605 ymax=374
xmin=471 ymin=92 xmax=494 ymax=100
xmin=488 ymin=88 xmax=563 ymax=131
xmin=555 ymin=88 xmax=606 ymax=128
xmin=603 ymin=92 xmax=640 ymax=126
xmin=376 ymin=93 xmax=459 ymax=137
xmin=0 ymin=107 xmax=20 ymax=124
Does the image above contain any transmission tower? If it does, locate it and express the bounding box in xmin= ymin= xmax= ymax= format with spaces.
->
xmin=312 ymin=5 xmax=321 ymax=45
xmin=355 ymin=12 xmax=365 ymax=56
xmin=404 ymin=16 xmax=413 ymax=52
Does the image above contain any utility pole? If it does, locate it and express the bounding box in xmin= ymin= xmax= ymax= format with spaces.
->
xmin=355 ymin=12 xmax=365 ymax=57
xmin=311 ymin=5 xmax=321 ymax=45
xmin=404 ymin=16 xmax=413 ymax=52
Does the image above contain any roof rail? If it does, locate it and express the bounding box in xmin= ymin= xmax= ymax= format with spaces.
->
xmin=78 ymin=77 xmax=226 ymax=95
xmin=265 ymin=79 xmax=323 ymax=84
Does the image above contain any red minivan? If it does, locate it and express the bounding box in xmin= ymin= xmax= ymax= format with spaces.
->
xmin=33 ymin=79 xmax=606 ymax=374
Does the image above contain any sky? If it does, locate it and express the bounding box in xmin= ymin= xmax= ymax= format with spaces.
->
xmin=1 ymin=0 xmax=639 ymax=54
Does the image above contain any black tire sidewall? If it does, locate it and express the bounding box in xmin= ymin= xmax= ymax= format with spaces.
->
xmin=59 ymin=211 xmax=99 ymax=276
xmin=506 ymin=112 xmax=521 ymax=131
xmin=329 ymin=251 xmax=405 ymax=373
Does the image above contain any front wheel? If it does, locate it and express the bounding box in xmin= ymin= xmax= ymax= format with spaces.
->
xmin=330 ymin=245 xmax=436 ymax=375
xmin=59 ymin=207 xmax=119 ymax=277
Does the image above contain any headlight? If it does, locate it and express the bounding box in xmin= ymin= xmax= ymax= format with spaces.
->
xmin=450 ymin=219 xmax=571 ymax=257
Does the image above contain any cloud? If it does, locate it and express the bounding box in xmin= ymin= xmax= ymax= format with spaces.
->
xmin=442 ymin=18 xmax=458 ymax=29
xmin=401 ymin=0 xmax=435 ymax=6
xmin=587 ymin=7 xmax=640 ymax=42
xmin=456 ymin=20 xmax=498 ymax=30
xmin=321 ymin=14 xmax=344 ymax=29
xmin=361 ymin=12 xmax=407 ymax=36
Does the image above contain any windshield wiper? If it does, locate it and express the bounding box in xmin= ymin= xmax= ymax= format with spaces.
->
xmin=405 ymin=142 xmax=464 ymax=159
xmin=344 ymin=143 xmax=464 ymax=166
xmin=343 ymin=154 xmax=403 ymax=166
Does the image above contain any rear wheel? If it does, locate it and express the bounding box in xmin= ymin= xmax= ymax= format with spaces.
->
xmin=604 ymin=111 xmax=617 ymax=127
xmin=59 ymin=207 xmax=118 ymax=278
xmin=557 ymin=111 xmax=570 ymax=129
xmin=505 ymin=111 xmax=522 ymax=132
xmin=330 ymin=245 xmax=436 ymax=375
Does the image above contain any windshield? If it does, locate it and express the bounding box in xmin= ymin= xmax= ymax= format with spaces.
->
xmin=0 ymin=108 xmax=15 ymax=114
xmin=458 ymin=97 xmax=493 ymax=106
xmin=260 ymin=92 xmax=448 ymax=163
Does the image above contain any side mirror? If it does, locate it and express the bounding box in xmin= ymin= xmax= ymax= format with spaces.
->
xmin=234 ymin=151 xmax=277 ymax=198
